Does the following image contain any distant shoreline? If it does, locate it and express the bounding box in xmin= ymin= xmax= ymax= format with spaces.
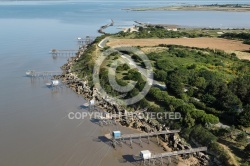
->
xmin=124 ymin=4 xmax=250 ymax=12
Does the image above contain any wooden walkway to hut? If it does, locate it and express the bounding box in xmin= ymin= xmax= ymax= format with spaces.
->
xmin=26 ymin=70 xmax=61 ymax=77
xmin=112 ymin=130 xmax=180 ymax=148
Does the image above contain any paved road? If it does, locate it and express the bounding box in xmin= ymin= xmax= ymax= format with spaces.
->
xmin=120 ymin=54 xmax=166 ymax=89
xmin=98 ymin=37 xmax=110 ymax=48
xmin=98 ymin=37 xmax=166 ymax=89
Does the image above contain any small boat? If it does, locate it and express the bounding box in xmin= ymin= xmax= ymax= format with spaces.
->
xmin=46 ymin=82 xmax=52 ymax=87
xmin=26 ymin=70 xmax=34 ymax=76
xmin=45 ymin=80 xmax=60 ymax=87
xmin=83 ymin=102 xmax=89 ymax=107
xmin=52 ymin=80 xmax=60 ymax=86
xmin=26 ymin=71 xmax=31 ymax=76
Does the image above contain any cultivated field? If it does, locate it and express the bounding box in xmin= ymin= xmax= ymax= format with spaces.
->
xmin=107 ymin=38 xmax=250 ymax=60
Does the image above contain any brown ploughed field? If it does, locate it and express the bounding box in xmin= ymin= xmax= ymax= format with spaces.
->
xmin=107 ymin=38 xmax=250 ymax=60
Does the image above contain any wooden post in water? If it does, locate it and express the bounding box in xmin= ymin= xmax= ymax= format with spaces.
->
xmin=130 ymin=135 xmax=133 ymax=148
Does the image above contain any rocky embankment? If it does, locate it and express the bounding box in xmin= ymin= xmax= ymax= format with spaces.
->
xmin=98 ymin=19 xmax=114 ymax=35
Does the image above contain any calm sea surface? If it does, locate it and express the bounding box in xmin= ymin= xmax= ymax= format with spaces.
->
xmin=0 ymin=1 xmax=250 ymax=166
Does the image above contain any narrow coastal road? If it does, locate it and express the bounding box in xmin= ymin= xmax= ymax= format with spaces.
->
xmin=98 ymin=37 xmax=110 ymax=48
xmin=120 ymin=53 xmax=166 ymax=89
xmin=98 ymin=37 xmax=167 ymax=89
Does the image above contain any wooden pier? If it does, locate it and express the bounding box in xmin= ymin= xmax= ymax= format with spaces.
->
xmin=26 ymin=70 xmax=61 ymax=77
xmin=77 ymin=36 xmax=95 ymax=46
xmin=114 ymin=130 xmax=180 ymax=140
xmin=49 ymin=36 xmax=95 ymax=57
xmin=49 ymin=49 xmax=78 ymax=57
xmin=112 ymin=130 xmax=180 ymax=148
xmin=140 ymin=147 xmax=207 ymax=165
xmin=151 ymin=147 xmax=207 ymax=159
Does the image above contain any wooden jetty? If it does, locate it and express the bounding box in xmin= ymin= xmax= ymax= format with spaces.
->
xmin=111 ymin=130 xmax=180 ymax=148
xmin=26 ymin=70 xmax=61 ymax=77
xmin=49 ymin=36 xmax=95 ymax=57
xmin=114 ymin=130 xmax=180 ymax=140
xmin=151 ymin=147 xmax=207 ymax=159
xmin=49 ymin=49 xmax=78 ymax=57
xmin=77 ymin=36 xmax=95 ymax=46
xmin=140 ymin=147 xmax=207 ymax=165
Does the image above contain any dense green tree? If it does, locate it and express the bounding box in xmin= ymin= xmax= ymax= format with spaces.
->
xmin=169 ymin=98 xmax=185 ymax=109
xmin=220 ymin=32 xmax=250 ymax=45
xmin=147 ymin=105 xmax=165 ymax=113
xmin=186 ymin=87 xmax=194 ymax=97
xmin=127 ymin=88 xmax=139 ymax=98
xmin=219 ymin=90 xmax=242 ymax=111
xmin=214 ymin=128 xmax=231 ymax=138
xmin=243 ymin=39 xmax=250 ymax=45
xmin=116 ymin=78 xmax=128 ymax=86
xmin=125 ymin=69 xmax=142 ymax=81
xmin=205 ymin=79 xmax=225 ymax=96
xmin=194 ymin=77 xmax=207 ymax=89
xmin=209 ymin=142 xmax=231 ymax=165
xmin=203 ymin=78 xmax=242 ymax=111
xmin=158 ymin=91 xmax=169 ymax=102
xmin=201 ymin=93 xmax=216 ymax=107
xmin=148 ymin=87 xmax=162 ymax=98
xmin=190 ymin=125 xmax=217 ymax=145
xmin=176 ymin=104 xmax=194 ymax=114
xmin=245 ymin=144 xmax=250 ymax=156
xmin=229 ymin=76 xmax=250 ymax=105
xmin=156 ymin=59 xmax=176 ymax=71
xmin=183 ymin=113 xmax=195 ymax=128
xmin=181 ymin=127 xmax=192 ymax=140
xmin=138 ymin=98 xmax=150 ymax=109
xmin=199 ymin=68 xmax=217 ymax=81
xmin=187 ymin=63 xmax=197 ymax=69
xmin=154 ymin=70 xmax=167 ymax=82
xmin=166 ymin=70 xmax=184 ymax=97
xmin=236 ymin=132 xmax=248 ymax=146
xmin=237 ymin=105 xmax=250 ymax=127
xmin=131 ymin=54 xmax=142 ymax=63
xmin=201 ymin=114 xmax=219 ymax=124
xmin=117 ymin=63 xmax=130 ymax=71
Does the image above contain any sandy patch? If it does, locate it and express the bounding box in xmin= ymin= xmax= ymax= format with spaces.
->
xmin=140 ymin=47 xmax=168 ymax=54
xmin=227 ymin=51 xmax=250 ymax=60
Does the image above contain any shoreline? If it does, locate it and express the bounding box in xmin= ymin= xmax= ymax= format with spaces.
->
xmin=125 ymin=4 xmax=250 ymax=12
xmin=53 ymin=30 xmax=212 ymax=165
xmin=53 ymin=21 xmax=250 ymax=165
xmin=134 ymin=20 xmax=250 ymax=30
xmin=56 ymin=50 xmax=210 ymax=165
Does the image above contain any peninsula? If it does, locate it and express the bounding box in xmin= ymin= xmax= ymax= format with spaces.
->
xmin=59 ymin=22 xmax=250 ymax=166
